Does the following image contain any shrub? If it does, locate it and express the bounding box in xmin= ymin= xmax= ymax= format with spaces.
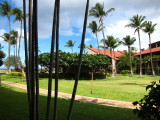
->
xmin=8 ymin=72 xmax=21 ymax=76
xmin=39 ymin=72 xmax=49 ymax=78
xmin=133 ymin=81 xmax=160 ymax=120
xmin=121 ymin=70 xmax=130 ymax=75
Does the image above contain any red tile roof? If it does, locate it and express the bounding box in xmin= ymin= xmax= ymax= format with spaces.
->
xmin=135 ymin=47 xmax=160 ymax=55
xmin=88 ymin=48 xmax=123 ymax=60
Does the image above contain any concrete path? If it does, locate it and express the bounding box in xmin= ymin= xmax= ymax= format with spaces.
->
xmin=1 ymin=81 xmax=136 ymax=109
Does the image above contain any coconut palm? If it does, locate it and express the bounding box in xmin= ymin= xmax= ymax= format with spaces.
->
xmin=121 ymin=35 xmax=136 ymax=76
xmin=10 ymin=30 xmax=18 ymax=69
xmin=0 ymin=1 xmax=15 ymax=72
xmin=143 ymin=21 xmax=157 ymax=76
xmin=88 ymin=21 xmax=102 ymax=53
xmin=111 ymin=38 xmax=121 ymax=75
xmin=0 ymin=33 xmax=11 ymax=71
xmin=64 ymin=40 xmax=76 ymax=53
xmin=125 ymin=15 xmax=146 ymax=77
xmin=12 ymin=8 xmax=24 ymax=58
xmin=87 ymin=44 xmax=93 ymax=48
xmin=78 ymin=43 xmax=87 ymax=54
xmin=101 ymin=35 xmax=118 ymax=77
xmin=89 ymin=3 xmax=115 ymax=53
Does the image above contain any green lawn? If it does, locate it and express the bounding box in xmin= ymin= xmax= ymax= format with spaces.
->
xmin=1 ymin=74 xmax=160 ymax=102
xmin=0 ymin=84 xmax=139 ymax=120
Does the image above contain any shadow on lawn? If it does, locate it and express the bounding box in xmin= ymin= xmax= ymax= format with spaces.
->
xmin=120 ymin=83 xmax=147 ymax=87
xmin=0 ymin=85 xmax=139 ymax=120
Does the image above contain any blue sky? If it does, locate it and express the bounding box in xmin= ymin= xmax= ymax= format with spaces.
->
xmin=1 ymin=0 xmax=160 ymax=69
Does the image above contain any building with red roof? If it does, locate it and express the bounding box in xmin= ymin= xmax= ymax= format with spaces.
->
xmin=87 ymin=48 xmax=124 ymax=60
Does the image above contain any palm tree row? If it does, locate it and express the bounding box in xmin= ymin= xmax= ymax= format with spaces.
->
xmin=126 ymin=15 xmax=157 ymax=77
xmin=0 ymin=1 xmax=24 ymax=72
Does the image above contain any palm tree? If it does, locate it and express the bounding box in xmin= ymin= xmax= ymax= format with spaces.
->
xmin=121 ymin=35 xmax=136 ymax=76
xmin=10 ymin=30 xmax=18 ymax=69
xmin=102 ymin=35 xmax=118 ymax=77
xmin=87 ymin=44 xmax=93 ymax=48
xmin=64 ymin=40 xmax=76 ymax=53
xmin=88 ymin=21 xmax=102 ymax=53
xmin=0 ymin=33 xmax=11 ymax=71
xmin=78 ymin=43 xmax=87 ymax=54
xmin=12 ymin=8 xmax=24 ymax=58
xmin=125 ymin=15 xmax=146 ymax=77
xmin=143 ymin=21 xmax=157 ymax=76
xmin=89 ymin=3 xmax=115 ymax=53
xmin=0 ymin=1 xmax=15 ymax=72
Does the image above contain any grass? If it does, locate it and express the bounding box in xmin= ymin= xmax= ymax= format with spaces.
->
xmin=0 ymin=84 xmax=139 ymax=120
xmin=1 ymin=74 xmax=160 ymax=102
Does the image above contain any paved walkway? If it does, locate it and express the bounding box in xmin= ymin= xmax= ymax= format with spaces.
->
xmin=1 ymin=81 xmax=136 ymax=109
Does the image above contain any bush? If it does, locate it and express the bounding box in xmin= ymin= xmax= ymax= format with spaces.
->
xmin=121 ymin=70 xmax=130 ymax=75
xmin=133 ymin=81 xmax=160 ymax=120
xmin=8 ymin=72 xmax=21 ymax=76
xmin=39 ymin=72 xmax=49 ymax=78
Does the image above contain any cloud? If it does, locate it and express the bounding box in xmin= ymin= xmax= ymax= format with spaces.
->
xmin=85 ymin=38 xmax=91 ymax=44
xmin=5 ymin=0 xmax=160 ymax=50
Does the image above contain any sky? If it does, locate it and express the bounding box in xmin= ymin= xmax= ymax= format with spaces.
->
xmin=0 ymin=0 xmax=160 ymax=68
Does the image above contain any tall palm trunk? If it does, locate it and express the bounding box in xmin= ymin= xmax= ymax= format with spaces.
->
xmin=128 ymin=46 xmax=133 ymax=76
xmin=18 ymin=20 xmax=22 ymax=58
xmin=148 ymin=34 xmax=155 ymax=76
xmin=95 ymin=33 xmax=100 ymax=54
xmin=110 ymin=49 xmax=114 ymax=77
xmin=7 ymin=16 xmax=11 ymax=72
xmin=137 ymin=30 xmax=142 ymax=77
xmin=7 ymin=41 xmax=10 ymax=72
xmin=14 ymin=45 xmax=16 ymax=70
xmin=113 ymin=48 xmax=117 ymax=75
xmin=100 ymin=18 xmax=106 ymax=55
xmin=71 ymin=47 xmax=73 ymax=53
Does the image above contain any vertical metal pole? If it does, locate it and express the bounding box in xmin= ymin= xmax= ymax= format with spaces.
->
xmin=46 ymin=0 xmax=57 ymax=119
xmin=67 ymin=0 xmax=89 ymax=120
xmin=53 ymin=0 xmax=60 ymax=119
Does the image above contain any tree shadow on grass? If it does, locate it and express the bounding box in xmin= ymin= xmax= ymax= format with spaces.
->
xmin=120 ymin=83 xmax=147 ymax=87
xmin=0 ymin=85 xmax=140 ymax=120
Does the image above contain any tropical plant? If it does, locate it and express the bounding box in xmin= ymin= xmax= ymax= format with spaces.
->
xmin=4 ymin=55 xmax=20 ymax=69
xmin=143 ymin=21 xmax=157 ymax=76
xmin=64 ymin=40 xmax=76 ymax=53
xmin=87 ymin=44 xmax=93 ymax=48
xmin=12 ymin=8 xmax=24 ymax=58
xmin=121 ymin=35 xmax=136 ymax=76
xmin=89 ymin=2 xmax=115 ymax=53
xmin=101 ymin=35 xmax=119 ymax=77
xmin=0 ymin=33 xmax=11 ymax=71
xmin=78 ymin=43 xmax=87 ymax=54
xmin=0 ymin=44 xmax=6 ymax=66
xmin=88 ymin=21 xmax=102 ymax=53
xmin=0 ymin=1 xmax=15 ymax=72
xmin=126 ymin=14 xmax=146 ymax=77
xmin=133 ymin=81 xmax=160 ymax=120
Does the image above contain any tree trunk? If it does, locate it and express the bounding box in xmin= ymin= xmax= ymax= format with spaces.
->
xmin=113 ymin=48 xmax=117 ymax=75
xmin=148 ymin=34 xmax=155 ymax=76
xmin=18 ymin=21 xmax=23 ymax=58
xmin=110 ymin=49 xmax=114 ymax=77
xmin=100 ymin=18 xmax=106 ymax=55
xmin=95 ymin=33 xmax=100 ymax=54
xmin=90 ymin=69 xmax=94 ymax=94
xmin=138 ymin=30 xmax=142 ymax=77
xmin=7 ymin=16 xmax=11 ymax=73
xmin=14 ymin=45 xmax=16 ymax=70
xmin=8 ymin=41 xmax=11 ymax=72
xmin=128 ymin=46 xmax=133 ymax=76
